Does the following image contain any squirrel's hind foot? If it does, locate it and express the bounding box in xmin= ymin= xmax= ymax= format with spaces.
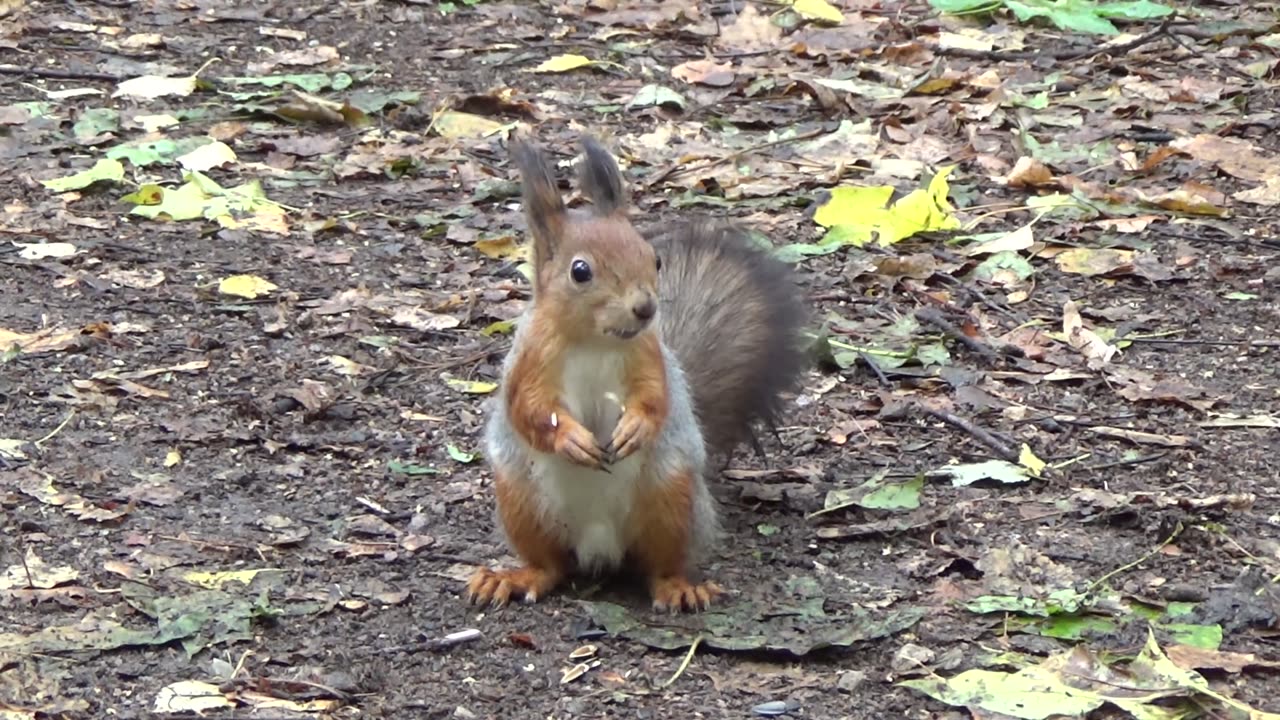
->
xmin=650 ymin=576 xmax=723 ymax=613
xmin=466 ymin=566 xmax=560 ymax=607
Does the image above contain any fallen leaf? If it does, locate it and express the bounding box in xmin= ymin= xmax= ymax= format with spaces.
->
xmin=16 ymin=241 xmax=78 ymax=260
xmin=1087 ymin=426 xmax=1196 ymax=448
xmin=792 ymin=0 xmax=844 ymax=24
xmin=532 ymin=54 xmax=595 ymax=73
xmin=113 ymin=73 xmax=198 ymax=101
xmin=40 ymin=159 xmax=125 ymax=192
xmin=176 ymin=140 xmax=237 ymax=172
xmin=218 ymin=274 xmax=278 ymax=299
xmin=671 ymin=59 xmax=735 ymax=87
xmin=1062 ymin=300 xmax=1117 ymax=368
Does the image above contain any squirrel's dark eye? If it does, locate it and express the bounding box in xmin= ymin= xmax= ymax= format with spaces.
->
xmin=570 ymin=258 xmax=593 ymax=283
xmin=655 ymin=255 xmax=662 ymax=271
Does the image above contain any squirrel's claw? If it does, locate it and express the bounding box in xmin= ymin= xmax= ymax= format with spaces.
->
xmin=608 ymin=410 xmax=655 ymax=462
xmin=650 ymin=577 xmax=723 ymax=613
xmin=554 ymin=419 xmax=610 ymax=469
xmin=466 ymin=566 xmax=559 ymax=607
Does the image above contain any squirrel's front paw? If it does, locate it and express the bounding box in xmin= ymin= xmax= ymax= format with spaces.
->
xmin=608 ymin=409 xmax=659 ymax=462
xmin=466 ymin=566 xmax=559 ymax=607
xmin=553 ymin=416 xmax=608 ymax=468
xmin=650 ymin=576 xmax=723 ymax=613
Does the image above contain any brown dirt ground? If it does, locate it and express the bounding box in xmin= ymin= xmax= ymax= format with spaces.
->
xmin=3 ymin=2 xmax=1280 ymax=719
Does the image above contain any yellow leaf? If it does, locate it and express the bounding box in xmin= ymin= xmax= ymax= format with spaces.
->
xmin=181 ymin=568 xmax=280 ymax=589
xmin=1054 ymin=248 xmax=1134 ymax=276
xmin=176 ymin=140 xmax=237 ymax=172
xmin=480 ymin=319 xmax=516 ymax=336
xmin=1018 ymin=444 xmax=1045 ymax=477
xmin=445 ymin=377 xmax=497 ymax=395
xmin=473 ymin=235 xmax=525 ymax=260
xmin=218 ymin=274 xmax=278 ymax=299
xmin=432 ymin=110 xmax=506 ymax=139
xmin=793 ymin=0 xmax=844 ymax=24
xmin=813 ymin=167 xmax=961 ymax=248
xmin=813 ymin=186 xmax=895 ymax=228
xmin=532 ymin=54 xmax=595 ymax=73
xmin=164 ymin=449 xmax=181 ymax=467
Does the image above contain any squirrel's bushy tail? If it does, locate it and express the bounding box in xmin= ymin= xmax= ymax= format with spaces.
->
xmin=648 ymin=220 xmax=808 ymax=461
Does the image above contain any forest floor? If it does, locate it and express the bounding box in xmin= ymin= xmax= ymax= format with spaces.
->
xmin=4 ymin=0 xmax=1280 ymax=718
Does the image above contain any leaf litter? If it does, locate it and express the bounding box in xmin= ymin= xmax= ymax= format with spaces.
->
xmin=5 ymin=0 xmax=1280 ymax=716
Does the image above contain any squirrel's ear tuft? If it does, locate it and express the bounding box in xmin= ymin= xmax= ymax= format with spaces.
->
xmin=577 ymin=136 xmax=628 ymax=216
xmin=510 ymin=137 xmax=566 ymax=268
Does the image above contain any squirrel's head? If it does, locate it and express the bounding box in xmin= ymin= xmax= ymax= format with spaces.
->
xmin=512 ymin=135 xmax=661 ymax=345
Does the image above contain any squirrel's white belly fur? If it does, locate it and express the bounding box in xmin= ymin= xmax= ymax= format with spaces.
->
xmin=531 ymin=346 xmax=644 ymax=572
xmin=485 ymin=330 xmax=718 ymax=574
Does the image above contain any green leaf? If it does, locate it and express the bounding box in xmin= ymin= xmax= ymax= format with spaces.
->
xmin=915 ymin=341 xmax=951 ymax=367
xmin=815 ymin=473 xmax=925 ymax=517
xmin=446 ymin=444 xmax=476 ymax=463
xmin=1096 ymin=1 xmax=1174 ymax=20
xmin=1006 ymin=0 xmax=1119 ymax=34
xmin=107 ymin=137 xmax=213 ymax=167
xmin=627 ymin=84 xmax=687 ymax=111
xmin=1158 ymin=623 xmax=1222 ymax=650
xmin=218 ymin=72 xmax=353 ymax=93
xmin=927 ymin=0 xmax=1002 ymax=11
xmin=40 ymin=158 xmax=125 ymax=192
xmin=388 ymin=460 xmax=441 ymax=476
xmin=73 ymin=107 xmax=120 ymax=140
xmin=935 ymin=459 xmax=1032 ymax=487
xmin=861 ymin=474 xmax=924 ymax=510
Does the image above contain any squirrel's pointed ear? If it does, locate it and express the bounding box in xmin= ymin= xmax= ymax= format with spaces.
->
xmin=510 ymin=137 xmax=566 ymax=267
xmin=577 ymin=136 xmax=628 ymax=216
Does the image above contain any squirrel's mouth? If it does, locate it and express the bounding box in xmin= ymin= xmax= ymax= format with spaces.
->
xmin=606 ymin=327 xmax=642 ymax=340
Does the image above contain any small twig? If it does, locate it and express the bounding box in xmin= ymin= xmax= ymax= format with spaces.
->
xmin=1087 ymin=523 xmax=1184 ymax=594
xmin=858 ymin=352 xmax=891 ymax=387
xmin=0 ymin=65 xmax=122 ymax=82
xmin=660 ymin=634 xmax=703 ymax=688
xmin=20 ymin=545 xmax=34 ymax=588
xmin=1079 ymin=452 xmax=1168 ymax=472
xmin=1056 ymin=18 xmax=1173 ymax=61
xmin=35 ymin=411 xmax=76 ymax=446
xmin=914 ymin=307 xmax=1002 ymax=365
xmin=1126 ymin=337 xmax=1280 ymax=348
xmin=920 ymin=404 xmax=1018 ymax=462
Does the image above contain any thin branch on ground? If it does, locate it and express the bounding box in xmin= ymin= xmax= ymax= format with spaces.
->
xmin=660 ymin=634 xmax=704 ymax=688
xmin=915 ymin=307 xmax=1003 ymax=366
xmin=0 ymin=65 xmax=122 ymax=82
xmin=1087 ymin=523 xmax=1184 ymax=594
xmin=919 ymin=404 xmax=1018 ymax=462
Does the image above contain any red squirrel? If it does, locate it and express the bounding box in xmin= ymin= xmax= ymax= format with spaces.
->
xmin=466 ymin=135 xmax=806 ymax=613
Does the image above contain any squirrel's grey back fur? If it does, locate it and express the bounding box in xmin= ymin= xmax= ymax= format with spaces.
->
xmin=645 ymin=219 xmax=808 ymax=463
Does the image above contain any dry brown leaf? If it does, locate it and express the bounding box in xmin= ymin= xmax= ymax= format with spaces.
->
xmin=671 ymin=59 xmax=735 ymax=87
xmin=1170 ymin=134 xmax=1273 ymax=183
xmin=716 ymin=3 xmax=780 ymax=51
xmin=1005 ymin=156 xmax=1054 ymax=188
xmin=1062 ymin=300 xmax=1117 ymax=368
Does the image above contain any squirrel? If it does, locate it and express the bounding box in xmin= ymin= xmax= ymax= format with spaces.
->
xmin=465 ymin=134 xmax=807 ymax=613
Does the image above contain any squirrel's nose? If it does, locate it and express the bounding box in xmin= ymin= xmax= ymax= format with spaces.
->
xmin=633 ymin=296 xmax=656 ymax=321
